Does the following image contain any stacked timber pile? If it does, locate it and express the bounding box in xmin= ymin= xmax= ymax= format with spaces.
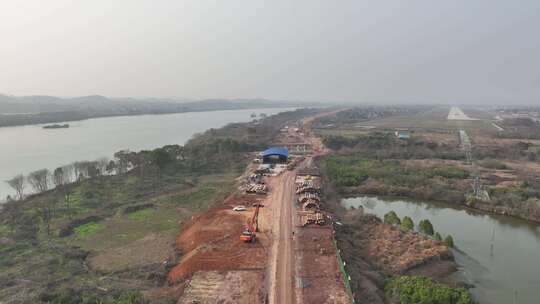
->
xmin=298 ymin=193 xmax=321 ymax=204
xmin=295 ymin=172 xmax=325 ymax=226
xmin=302 ymin=199 xmax=320 ymax=211
xmin=247 ymin=173 xmax=264 ymax=184
xmin=296 ymin=180 xmax=321 ymax=195
xmin=245 ymin=183 xmax=268 ymax=195
xmin=298 ymin=211 xmax=326 ymax=226
xmin=287 ymin=156 xmax=305 ymax=170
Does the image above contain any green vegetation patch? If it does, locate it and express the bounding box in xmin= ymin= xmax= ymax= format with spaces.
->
xmin=74 ymin=221 xmax=105 ymax=237
xmin=159 ymin=185 xmax=222 ymax=210
xmin=324 ymin=156 xmax=469 ymax=188
xmin=127 ymin=208 xmax=155 ymax=221
xmin=385 ymin=276 xmax=476 ymax=304
xmin=0 ymin=224 xmax=11 ymax=237
xmin=40 ymin=290 xmax=149 ymax=304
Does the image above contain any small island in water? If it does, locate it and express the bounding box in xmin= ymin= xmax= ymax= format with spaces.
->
xmin=42 ymin=123 xmax=69 ymax=129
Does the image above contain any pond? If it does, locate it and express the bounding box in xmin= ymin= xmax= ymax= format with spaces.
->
xmin=342 ymin=196 xmax=540 ymax=304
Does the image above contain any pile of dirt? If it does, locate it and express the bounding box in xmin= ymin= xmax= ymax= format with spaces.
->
xmin=178 ymin=270 xmax=265 ymax=304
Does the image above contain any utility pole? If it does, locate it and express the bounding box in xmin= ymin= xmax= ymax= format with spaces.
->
xmin=461 ymin=129 xmax=490 ymax=202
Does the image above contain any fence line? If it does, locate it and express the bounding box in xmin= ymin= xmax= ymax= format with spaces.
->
xmin=332 ymin=228 xmax=356 ymax=304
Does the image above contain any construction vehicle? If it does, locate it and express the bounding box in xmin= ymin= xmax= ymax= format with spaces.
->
xmin=240 ymin=204 xmax=260 ymax=243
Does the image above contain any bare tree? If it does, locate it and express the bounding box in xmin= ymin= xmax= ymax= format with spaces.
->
xmin=6 ymin=174 xmax=25 ymax=200
xmin=73 ymin=161 xmax=87 ymax=181
xmin=96 ymin=157 xmax=109 ymax=175
xmin=62 ymin=163 xmax=75 ymax=183
xmin=106 ymin=160 xmax=117 ymax=175
xmin=53 ymin=167 xmax=66 ymax=188
xmin=63 ymin=185 xmax=74 ymax=218
xmin=38 ymin=200 xmax=54 ymax=237
xmin=27 ymin=169 xmax=50 ymax=193
xmin=86 ymin=161 xmax=100 ymax=178
xmin=114 ymin=150 xmax=131 ymax=174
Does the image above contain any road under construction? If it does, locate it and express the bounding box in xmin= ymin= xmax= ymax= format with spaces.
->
xmin=167 ymin=111 xmax=351 ymax=304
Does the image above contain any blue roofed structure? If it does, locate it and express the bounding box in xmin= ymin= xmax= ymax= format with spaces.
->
xmin=262 ymin=147 xmax=289 ymax=163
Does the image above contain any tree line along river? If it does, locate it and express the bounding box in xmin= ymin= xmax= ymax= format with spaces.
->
xmin=342 ymin=196 xmax=540 ymax=304
xmin=0 ymin=108 xmax=295 ymax=201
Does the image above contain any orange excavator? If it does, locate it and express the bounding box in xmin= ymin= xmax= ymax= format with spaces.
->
xmin=240 ymin=204 xmax=260 ymax=243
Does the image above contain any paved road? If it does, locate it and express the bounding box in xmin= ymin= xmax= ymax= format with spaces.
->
xmin=270 ymin=171 xmax=296 ymax=304
xmin=447 ymin=106 xmax=476 ymax=120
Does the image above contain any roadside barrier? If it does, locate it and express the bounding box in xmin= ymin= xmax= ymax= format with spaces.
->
xmin=331 ymin=228 xmax=356 ymax=304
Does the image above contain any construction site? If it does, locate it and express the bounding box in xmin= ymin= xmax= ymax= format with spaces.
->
xmin=166 ymin=114 xmax=351 ymax=303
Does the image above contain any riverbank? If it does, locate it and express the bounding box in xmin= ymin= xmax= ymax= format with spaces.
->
xmin=0 ymin=107 xmax=296 ymax=201
xmin=0 ymin=108 xmax=318 ymax=303
xmin=0 ymin=94 xmax=305 ymax=128
xmin=324 ymin=152 xmax=540 ymax=224
xmin=314 ymin=157 xmax=473 ymax=304
xmin=335 ymin=211 xmax=459 ymax=304
xmin=340 ymin=183 xmax=540 ymax=225
xmin=341 ymin=195 xmax=540 ymax=304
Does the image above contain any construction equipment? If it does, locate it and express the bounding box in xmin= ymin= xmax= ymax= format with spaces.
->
xmin=240 ymin=204 xmax=260 ymax=242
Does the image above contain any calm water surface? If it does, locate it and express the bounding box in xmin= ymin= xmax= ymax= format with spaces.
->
xmin=0 ymin=108 xmax=294 ymax=199
xmin=342 ymin=196 xmax=540 ymax=304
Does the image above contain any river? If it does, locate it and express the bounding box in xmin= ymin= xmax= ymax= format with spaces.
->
xmin=0 ymin=108 xmax=295 ymax=200
xmin=342 ymin=196 xmax=540 ymax=304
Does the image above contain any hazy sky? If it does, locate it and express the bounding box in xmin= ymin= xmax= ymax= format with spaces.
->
xmin=1 ymin=1 xmax=539 ymax=104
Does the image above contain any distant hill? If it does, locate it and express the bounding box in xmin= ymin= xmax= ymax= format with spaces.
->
xmin=0 ymin=95 xmax=310 ymax=127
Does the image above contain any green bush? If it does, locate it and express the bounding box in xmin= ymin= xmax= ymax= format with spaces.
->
xmin=323 ymin=156 xmax=469 ymax=197
xmin=429 ymin=166 xmax=469 ymax=179
xmin=444 ymin=235 xmax=455 ymax=248
xmin=401 ymin=216 xmax=414 ymax=231
xmin=386 ymin=276 xmax=476 ymax=304
xmin=127 ymin=208 xmax=155 ymax=221
xmin=47 ymin=290 xmax=149 ymax=304
xmin=419 ymin=219 xmax=434 ymax=236
xmin=434 ymin=232 xmax=442 ymax=241
xmin=74 ymin=222 xmax=104 ymax=237
xmin=384 ymin=211 xmax=401 ymax=226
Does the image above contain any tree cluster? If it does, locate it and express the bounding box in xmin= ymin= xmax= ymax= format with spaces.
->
xmin=5 ymin=157 xmax=110 ymax=201
xmin=381 ymin=211 xmax=455 ymax=248
xmin=385 ymin=276 xmax=476 ymax=304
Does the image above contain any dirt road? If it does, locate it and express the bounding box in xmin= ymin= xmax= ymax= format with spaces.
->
xmin=269 ymin=170 xmax=297 ymax=304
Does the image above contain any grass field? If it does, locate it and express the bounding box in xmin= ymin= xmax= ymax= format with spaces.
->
xmin=127 ymin=208 xmax=155 ymax=221
xmin=74 ymin=222 xmax=105 ymax=237
xmin=0 ymin=172 xmax=237 ymax=303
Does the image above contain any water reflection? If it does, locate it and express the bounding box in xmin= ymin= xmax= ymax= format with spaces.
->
xmin=342 ymin=196 xmax=540 ymax=304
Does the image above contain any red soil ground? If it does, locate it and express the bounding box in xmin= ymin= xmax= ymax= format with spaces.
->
xmin=167 ymin=194 xmax=268 ymax=283
xmin=295 ymin=226 xmax=350 ymax=303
